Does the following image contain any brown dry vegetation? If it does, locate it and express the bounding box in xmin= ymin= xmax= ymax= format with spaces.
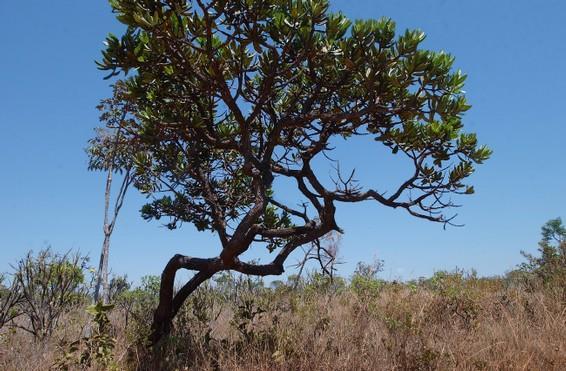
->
xmin=1 ymin=270 xmax=565 ymax=371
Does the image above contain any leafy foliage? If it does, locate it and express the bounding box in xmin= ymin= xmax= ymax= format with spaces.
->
xmin=95 ymin=0 xmax=490 ymax=237
xmin=87 ymin=81 xmax=138 ymax=174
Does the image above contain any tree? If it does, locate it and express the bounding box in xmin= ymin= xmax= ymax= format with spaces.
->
xmin=13 ymin=249 xmax=88 ymax=340
xmin=291 ymin=230 xmax=341 ymax=289
xmin=95 ymin=0 xmax=491 ymax=344
xmin=88 ymin=82 xmax=136 ymax=304
xmin=521 ymin=217 xmax=566 ymax=288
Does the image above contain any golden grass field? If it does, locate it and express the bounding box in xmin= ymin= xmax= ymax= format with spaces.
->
xmin=1 ymin=271 xmax=565 ymax=370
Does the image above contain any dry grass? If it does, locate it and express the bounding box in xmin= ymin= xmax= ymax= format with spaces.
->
xmin=1 ymin=277 xmax=565 ymax=371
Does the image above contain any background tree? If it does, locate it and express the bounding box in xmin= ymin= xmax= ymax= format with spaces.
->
xmin=520 ymin=217 xmax=566 ymax=290
xmin=95 ymin=0 xmax=491 ymax=343
xmin=88 ymin=82 xmax=136 ymax=304
xmin=291 ymin=230 xmax=341 ymax=289
xmin=13 ymin=249 xmax=88 ymax=340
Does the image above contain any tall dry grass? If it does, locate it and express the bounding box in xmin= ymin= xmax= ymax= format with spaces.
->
xmin=1 ymin=273 xmax=564 ymax=371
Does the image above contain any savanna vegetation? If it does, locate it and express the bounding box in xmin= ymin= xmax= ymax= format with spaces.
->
xmin=0 ymin=218 xmax=565 ymax=370
xmin=91 ymin=0 xmax=491 ymax=344
xmin=2 ymin=1 xmax=564 ymax=370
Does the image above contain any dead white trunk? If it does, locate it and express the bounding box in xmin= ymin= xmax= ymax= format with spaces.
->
xmin=93 ymin=132 xmax=131 ymax=304
xmin=94 ymin=165 xmax=114 ymax=304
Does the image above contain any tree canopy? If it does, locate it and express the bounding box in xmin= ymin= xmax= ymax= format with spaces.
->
xmin=92 ymin=0 xmax=491 ymax=343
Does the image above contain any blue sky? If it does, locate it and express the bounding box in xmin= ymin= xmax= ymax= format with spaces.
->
xmin=1 ymin=0 xmax=564 ymax=283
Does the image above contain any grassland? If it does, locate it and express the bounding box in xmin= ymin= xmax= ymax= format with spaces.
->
xmin=1 ymin=269 xmax=564 ymax=370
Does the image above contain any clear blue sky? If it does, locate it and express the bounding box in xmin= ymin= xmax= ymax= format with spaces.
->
xmin=1 ymin=0 xmax=564 ymax=283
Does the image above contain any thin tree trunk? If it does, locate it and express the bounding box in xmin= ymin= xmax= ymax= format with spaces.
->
xmin=94 ymin=168 xmax=113 ymax=304
xmin=93 ymin=133 xmax=131 ymax=304
xmin=293 ymin=247 xmax=310 ymax=290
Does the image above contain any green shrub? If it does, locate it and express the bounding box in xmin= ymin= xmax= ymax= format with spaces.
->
xmin=520 ymin=217 xmax=566 ymax=295
xmin=12 ymin=249 xmax=89 ymax=340
xmin=350 ymin=259 xmax=385 ymax=298
xmin=115 ymin=275 xmax=160 ymax=346
xmin=53 ymin=302 xmax=117 ymax=370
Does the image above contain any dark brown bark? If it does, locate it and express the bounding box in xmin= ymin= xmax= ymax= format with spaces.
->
xmin=150 ymin=271 xmax=213 ymax=345
xmin=149 ymin=255 xmax=224 ymax=344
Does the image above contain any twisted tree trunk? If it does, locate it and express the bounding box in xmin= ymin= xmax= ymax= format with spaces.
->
xmin=148 ymin=232 xmax=323 ymax=345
